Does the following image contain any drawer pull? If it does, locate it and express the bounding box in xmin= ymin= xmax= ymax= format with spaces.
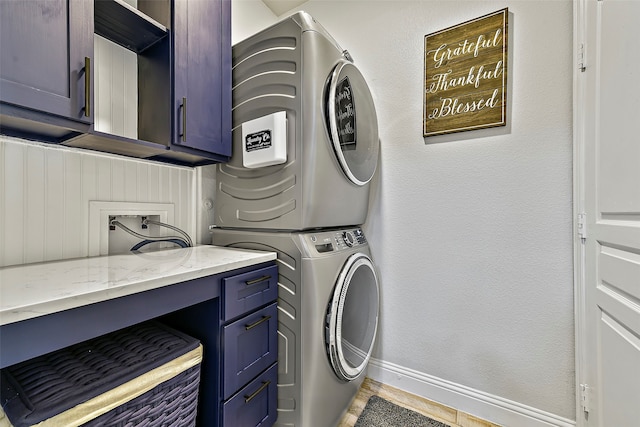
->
xmin=245 ymin=275 xmax=271 ymax=286
xmin=244 ymin=380 xmax=270 ymax=403
xmin=245 ymin=315 xmax=271 ymax=331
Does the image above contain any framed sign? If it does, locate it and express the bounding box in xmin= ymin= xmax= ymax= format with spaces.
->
xmin=424 ymin=8 xmax=508 ymax=137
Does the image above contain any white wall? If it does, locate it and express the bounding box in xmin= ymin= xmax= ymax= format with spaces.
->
xmin=232 ymin=0 xmax=278 ymax=44
xmin=233 ymin=0 xmax=575 ymax=425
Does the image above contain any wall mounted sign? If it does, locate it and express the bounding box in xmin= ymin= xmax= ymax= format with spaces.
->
xmin=423 ymin=8 xmax=508 ymax=137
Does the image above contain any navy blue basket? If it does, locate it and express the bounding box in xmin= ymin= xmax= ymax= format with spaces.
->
xmin=0 ymin=322 xmax=202 ymax=427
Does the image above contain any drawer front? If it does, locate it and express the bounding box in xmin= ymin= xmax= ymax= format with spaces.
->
xmin=223 ymin=265 xmax=278 ymax=321
xmin=222 ymin=362 xmax=278 ymax=427
xmin=223 ymin=303 xmax=278 ymax=399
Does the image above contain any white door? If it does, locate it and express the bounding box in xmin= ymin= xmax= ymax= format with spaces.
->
xmin=577 ymin=1 xmax=640 ymax=426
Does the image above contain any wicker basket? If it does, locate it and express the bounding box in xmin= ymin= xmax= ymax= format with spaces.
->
xmin=0 ymin=322 xmax=202 ymax=427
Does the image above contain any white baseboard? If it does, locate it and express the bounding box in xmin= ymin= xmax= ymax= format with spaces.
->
xmin=366 ymin=358 xmax=575 ymax=427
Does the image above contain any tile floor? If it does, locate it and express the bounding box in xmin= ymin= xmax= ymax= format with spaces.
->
xmin=338 ymin=378 xmax=502 ymax=427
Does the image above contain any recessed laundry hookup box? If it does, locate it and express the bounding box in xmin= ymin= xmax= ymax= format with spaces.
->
xmin=241 ymin=111 xmax=287 ymax=168
xmin=0 ymin=322 xmax=203 ymax=427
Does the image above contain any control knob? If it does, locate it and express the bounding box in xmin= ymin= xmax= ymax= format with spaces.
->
xmin=342 ymin=231 xmax=356 ymax=247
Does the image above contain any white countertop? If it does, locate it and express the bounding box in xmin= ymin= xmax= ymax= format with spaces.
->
xmin=0 ymin=245 xmax=276 ymax=326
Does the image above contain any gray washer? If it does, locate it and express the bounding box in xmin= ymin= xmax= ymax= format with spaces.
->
xmin=212 ymin=227 xmax=380 ymax=427
xmin=215 ymin=12 xmax=379 ymax=230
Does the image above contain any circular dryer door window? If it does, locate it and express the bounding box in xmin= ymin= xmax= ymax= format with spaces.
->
xmin=326 ymin=60 xmax=380 ymax=186
xmin=326 ymin=253 xmax=380 ymax=381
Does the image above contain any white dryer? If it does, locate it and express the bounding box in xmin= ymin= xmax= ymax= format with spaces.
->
xmin=212 ymin=227 xmax=380 ymax=426
xmin=215 ymin=12 xmax=379 ymax=230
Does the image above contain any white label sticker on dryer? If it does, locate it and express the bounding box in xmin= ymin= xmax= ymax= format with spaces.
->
xmin=245 ymin=130 xmax=272 ymax=152
xmin=241 ymin=111 xmax=287 ymax=168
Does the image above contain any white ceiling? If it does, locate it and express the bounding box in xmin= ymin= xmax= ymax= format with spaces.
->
xmin=261 ymin=0 xmax=307 ymax=16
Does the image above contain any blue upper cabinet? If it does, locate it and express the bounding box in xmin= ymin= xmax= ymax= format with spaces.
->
xmin=0 ymin=0 xmax=232 ymax=166
xmin=0 ymin=0 xmax=94 ymax=140
xmin=173 ymin=0 xmax=232 ymax=158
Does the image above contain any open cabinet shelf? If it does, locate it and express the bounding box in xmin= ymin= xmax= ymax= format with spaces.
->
xmin=94 ymin=0 xmax=168 ymax=54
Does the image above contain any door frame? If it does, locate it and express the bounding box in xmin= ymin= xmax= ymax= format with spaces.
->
xmin=573 ymin=2 xmax=640 ymax=425
xmin=572 ymin=1 xmax=587 ymax=426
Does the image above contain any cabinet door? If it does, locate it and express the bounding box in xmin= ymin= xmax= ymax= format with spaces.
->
xmin=222 ymin=363 xmax=278 ymax=427
xmin=173 ymin=0 xmax=231 ymax=156
xmin=0 ymin=0 xmax=93 ymax=124
xmin=222 ymin=303 xmax=278 ymax=400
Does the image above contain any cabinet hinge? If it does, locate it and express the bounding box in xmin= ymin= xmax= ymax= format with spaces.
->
xmin=577 ymin=213 xmax=587 ymax=241
xmin=580 ymin=384 xmax=591 ymax=413
xmin=578 ymin=43 xmax=586 ymax=72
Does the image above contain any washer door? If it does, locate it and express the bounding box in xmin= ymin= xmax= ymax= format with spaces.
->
xmin=326 ymin=253 xmax=380 ymax=381
xmin=326 ymin=60 xmax=379 ymax=186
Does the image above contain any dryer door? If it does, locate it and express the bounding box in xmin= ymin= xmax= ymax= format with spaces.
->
xmin=326 ymin=60 xmax=379 ymax=186
xmin=326 ymin=252 xmax=380 ymax=381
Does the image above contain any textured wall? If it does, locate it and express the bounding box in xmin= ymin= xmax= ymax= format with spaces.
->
xmin=301 ymin=0 xmax=574 ymax=419
xmin=0 ymin=136 xmax=196 ymax=267
xmin=234 ymin=0 xmax=575 ymax=421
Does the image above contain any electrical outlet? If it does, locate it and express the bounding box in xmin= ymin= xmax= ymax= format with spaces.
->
xmin=89 ymin=201 xmax=175 ymax=256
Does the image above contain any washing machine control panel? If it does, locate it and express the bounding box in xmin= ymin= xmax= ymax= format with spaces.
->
xmin=308 ymin=228 xmax=367 ymax=253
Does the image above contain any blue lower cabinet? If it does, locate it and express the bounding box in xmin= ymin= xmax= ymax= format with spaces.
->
xmin=220 ymin=265 xmax=279 ymax=427
xmin=222 ymin=302 xmax=278 ymax=400
xmin=222 ymin=363 xmax=278 ymax=427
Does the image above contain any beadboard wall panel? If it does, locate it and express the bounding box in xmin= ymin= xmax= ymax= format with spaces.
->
xmin=94 ymin=34 xmax=138 ymax=139
xmin=0 ymin=136 xmax=195 ymax=268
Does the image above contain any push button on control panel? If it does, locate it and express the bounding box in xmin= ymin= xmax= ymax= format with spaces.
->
xmin=353 ymin=228 xmax=367 ymax=244
xmin=334 ymin=228 xmax=366 ymax=249
xmin=313 ymin=228 xmax=367 ymax=252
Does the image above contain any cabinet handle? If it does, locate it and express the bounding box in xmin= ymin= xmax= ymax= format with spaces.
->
xmin=244 ymin=380 xmax=270 ymax=403
xmin=84 ymin=57 xmax=90 ymax=117
xmin=180 ymin=97 xmax=187 ymax=142
xmin=245 ymin=315 xmax=271 ymax=331
xmin=245 ymin=275 xmax=271 ymax=286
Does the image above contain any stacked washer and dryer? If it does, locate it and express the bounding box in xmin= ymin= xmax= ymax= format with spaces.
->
xmin=212 ymin=12 xmax=380 ymax=427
